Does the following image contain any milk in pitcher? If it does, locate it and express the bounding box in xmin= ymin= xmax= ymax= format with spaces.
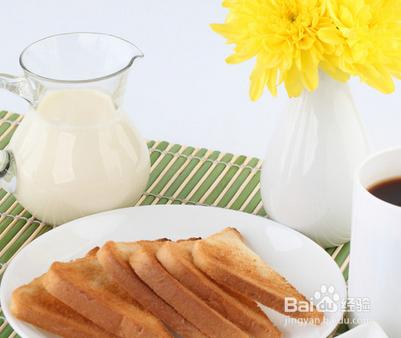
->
xmin=9 ymin=89 xmax=150 ymax=224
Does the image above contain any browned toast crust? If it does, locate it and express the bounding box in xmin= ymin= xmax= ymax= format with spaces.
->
xmin=157 ymin=240 xmax=282 ymax=337
xmin=193 ymin=227 xmax=324 ymax=324
xmin=129 ymin=241 xmax=249 ymax=338
xmin=97 ymin=241 xmax=206 ymax=338
xmin=43 ymin=255 xmax=171 ymax=338
xmin=11 ymin=227 xmax=324 ymax=337
xmin=11 ymin=276 xmax=116 ymax=338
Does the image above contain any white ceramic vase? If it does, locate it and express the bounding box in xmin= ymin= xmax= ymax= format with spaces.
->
xmin=260 ymin=73 xmax=370 ymax=248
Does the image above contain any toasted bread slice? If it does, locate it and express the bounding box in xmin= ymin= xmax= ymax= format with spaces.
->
xmin=157 ymin=239 xmax=282 ymax=337
xmin=43 ymin=251 xmax=171 ymax=338
xmin=192 ymin=227 xmax=323 ymax=324
xmin=11 ymin=275 xmax=116 ymax=338
xmin=97 ymin=240 xmax=206 ymax=338
xmin=129 ymin=240 xmax=249 ymax=338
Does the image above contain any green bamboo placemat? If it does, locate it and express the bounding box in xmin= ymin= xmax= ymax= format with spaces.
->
xmin=0 ymin=111 xmax=350 ymax=337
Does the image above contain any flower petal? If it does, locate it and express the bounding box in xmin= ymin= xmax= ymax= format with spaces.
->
xmin=320 ymin=58 xmax=350 ymax=82
xmin=266 ymin=68 xmax=279 ymax=96
xmin=249 ymin=60 xmax=268 ymax=101
xmin=317 ymin=27 xmax=344 ymax=45
xmin=298 ymin=35 xmax=316 ymax=50
xmin=339 ymin=5 xmax=354 ymax=27
xmin=300 ymin=51 xmax=319 ymax=91
xmin=284 ymin=65 xmax=304 ymax=97
xmin=358 ymin=64 xmax=395 ymax=94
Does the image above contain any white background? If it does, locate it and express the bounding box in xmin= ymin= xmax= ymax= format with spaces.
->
xmin=1 ymin=0 xmax=400 ymax=158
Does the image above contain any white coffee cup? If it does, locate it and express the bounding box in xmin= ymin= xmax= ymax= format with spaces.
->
xmin=348 ymin=147 xmax=401 ymax=336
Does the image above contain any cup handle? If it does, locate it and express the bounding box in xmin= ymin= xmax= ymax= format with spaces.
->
xmin=0 ymin=73 xmax=31 ymax=194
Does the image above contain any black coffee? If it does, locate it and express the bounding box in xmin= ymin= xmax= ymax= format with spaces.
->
xmin=369 ymin=177 xmax=401 ymax=207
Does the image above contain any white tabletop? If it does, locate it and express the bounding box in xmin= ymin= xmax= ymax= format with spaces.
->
xmin=1 ymin=0 xmax=400 ymax=158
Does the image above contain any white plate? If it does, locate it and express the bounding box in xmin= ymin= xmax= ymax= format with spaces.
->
xmin=336 ymin=322 xmax=389 ymax=338
xmin=1 ymin=205 xmax=346 ymax=338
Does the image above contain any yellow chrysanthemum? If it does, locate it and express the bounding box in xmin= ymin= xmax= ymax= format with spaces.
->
xmin=323 ymin=0 xmax=401 ymax=93
xmin=212 ymin=0 xmax=348 ymax=100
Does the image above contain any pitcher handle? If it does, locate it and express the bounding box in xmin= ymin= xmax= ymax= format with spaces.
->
xmin=0 ymin=73 xmax=33 ymax=103
xmin=0 ymin=150 xmax=16 ymax=193
xmin=0 ymin=73 xmax=32 ymax=194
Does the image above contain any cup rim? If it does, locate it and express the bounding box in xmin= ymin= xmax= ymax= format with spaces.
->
xmin=19 ymin=32 xmax=144 ymax=84
xmin=356 ymin=145 xmax=401 ymax=210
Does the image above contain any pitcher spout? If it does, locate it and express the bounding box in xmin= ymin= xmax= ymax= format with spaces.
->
xmin=124 ymin=39 xmax=144 ymax=68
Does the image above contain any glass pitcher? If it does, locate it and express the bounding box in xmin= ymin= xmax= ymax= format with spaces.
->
xmin=0 ymin=32 xmax=150 ymax=225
